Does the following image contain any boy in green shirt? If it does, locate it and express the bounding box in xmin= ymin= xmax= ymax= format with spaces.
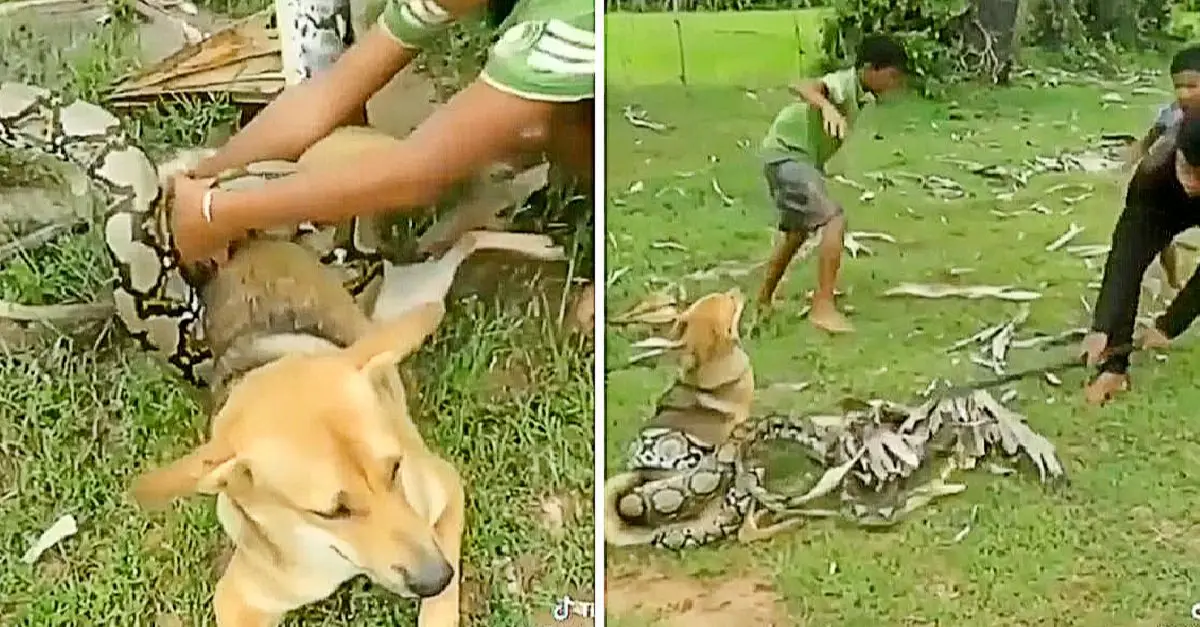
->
xmin=756 ymin=35 xmax=908 ymax=334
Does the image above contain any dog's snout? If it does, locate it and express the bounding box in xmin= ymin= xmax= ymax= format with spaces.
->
xmin=397 ymin=558 xmax=454 ymax=598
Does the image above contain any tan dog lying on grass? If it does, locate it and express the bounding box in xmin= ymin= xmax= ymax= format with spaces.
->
xmin=127 ymin=125 xmax=566 ymax=626
xmin=129 ymin=239 xmax=465 ymax=627
xmin=123 ymin=126 xmax=565 ymax=627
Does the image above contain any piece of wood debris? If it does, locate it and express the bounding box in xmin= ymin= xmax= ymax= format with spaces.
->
xmin=650 ymin=240 xmax=687 ymax=252
xmin=626 ymin=336 xmax=682 ymax=364
xmin=622 ymin=106 xmax=667 ymax=132
xmin=611 ymin=292 xmax=679 ymax=325
xmin=1046 ymin=223 xmax=1084 ymax=252
xmin=21 ymin=514 xmax=77 ymax=564
xmin=711 ymin=178 xmax=734 ymax=205
xmin=884 ymin=283 xmax=1042 ymax=302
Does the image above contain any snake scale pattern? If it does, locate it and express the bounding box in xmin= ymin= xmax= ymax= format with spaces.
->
xmin=615 ymin=386 xmax=1066 ymax=549
xmin=615 ymin=413 xmax=833 ymax=550
xmin=0 ymin=81 xmax=382 ymax=385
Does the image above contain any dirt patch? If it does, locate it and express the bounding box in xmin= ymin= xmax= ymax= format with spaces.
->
xmin=606 ymin=566 xmax=789 ymax=627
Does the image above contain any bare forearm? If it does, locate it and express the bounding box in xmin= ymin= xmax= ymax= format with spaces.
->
xmin=213 ymin=147 xmax=448 ymax=235
xmin=204 ymin=79 xmax=552 ymax=246
xmin=191 ymin=84 xmax=337 ymax=177
xmin=790 ymin=80 xmax=834 ymax=111
xmin=192 ymin=28 xmax=419 ymax=177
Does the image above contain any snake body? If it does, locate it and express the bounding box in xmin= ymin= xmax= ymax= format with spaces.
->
xmin=613 ymin=412 xmax=835 ymax=550
xmin=0 ymin=82 xmax=381 ymax=384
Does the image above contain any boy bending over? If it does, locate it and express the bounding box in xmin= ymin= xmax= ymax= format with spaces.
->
xmin=1081 ymin=116 xmax=1200 ymax=405
xmin=1124 ymin=45 xmax=1200 ymax=291
xmin=756 ymin=34 xmax=908 ymax=334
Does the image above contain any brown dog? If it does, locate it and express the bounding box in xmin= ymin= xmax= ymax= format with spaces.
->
xmin=604 ymin=289 xmax=754 ymax=547
xmin=129 ymin=129 xmax=469 ymax=627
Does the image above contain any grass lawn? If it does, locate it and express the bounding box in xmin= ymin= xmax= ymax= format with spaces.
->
xmin=605 ymin=10 xmax=828 ymax=87
xmin=603 ymin=52 xmax=1200 ymax=627
xmin=0 ymin=7 xmax=593 ymax=626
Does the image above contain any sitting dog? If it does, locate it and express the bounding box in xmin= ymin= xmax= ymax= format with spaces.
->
xmin=129 ymin=236 xmax=465 ymax=627
xmin=604 ymin=289 xmax=755 ymax=547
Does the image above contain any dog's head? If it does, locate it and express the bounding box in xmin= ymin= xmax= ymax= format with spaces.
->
xmin=668 ymin=288 xmax=746 ymax=370
xmin=130 ymin=302 xmax=455 ymax=599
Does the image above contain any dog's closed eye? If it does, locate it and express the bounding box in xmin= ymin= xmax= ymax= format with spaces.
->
xmin=311 ymin=504 xmax=352 ymax=520
xmin=311 ymin=492 xmax=353 ymax=520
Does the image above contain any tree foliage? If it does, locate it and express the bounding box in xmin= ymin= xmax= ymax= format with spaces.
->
xmin=821 ymin=0 xmax=1175 ymax=95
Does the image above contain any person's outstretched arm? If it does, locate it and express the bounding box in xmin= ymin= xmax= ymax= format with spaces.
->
xmin=169 ymin=8 xmax=594 ymax=264
xmin=215 ymin=79 xmax=554 ymax=229
xmin=190 ymin=0 xmax=486 ymax=177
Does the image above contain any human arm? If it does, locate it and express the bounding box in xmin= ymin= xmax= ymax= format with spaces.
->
xmin=173 ymin=80 xmax=556 ymax=261
xmin=1127 ymin=106 xmax=1179 ymax=170
xmin=1126 ymin=126 xmax=1162 ymax=170
xmin=170 ymin=6 xmax=594 ymax=264
xmin=190 ymin=0 xmax=487 ymax=177
xmin=1152 ymin=265 xmax=1200 ymax=339
xmin=1087 ymin=190 xmax=1175 ymax=373
xmin=789 ymin=75 xmax=847 ymax=139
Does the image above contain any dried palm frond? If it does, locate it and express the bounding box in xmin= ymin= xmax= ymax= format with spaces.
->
xmin=753 ymin=386 xmax=1065 ymax=529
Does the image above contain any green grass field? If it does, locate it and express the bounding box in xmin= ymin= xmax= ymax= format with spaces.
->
xmin=604 ymin=41 xmax=1200 ymax=627
xmin=0 ymin=8 xmax=593 ymax=626
xmin=606 ymin=10 xmax=828 ymax=86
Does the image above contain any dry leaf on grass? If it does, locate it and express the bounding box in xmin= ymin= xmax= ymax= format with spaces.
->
xmin=21 ymin=514 xmax=77 ymax=564
xmin=1046 ymin=223 xmax=1084 ymax=252
xmin=1065 ymin=244 xmax=1109 ymax=258
xmin=626 ymin=336 xmax=683 ymax=364
xmin=611 ymin=291 xmax=680 ymax=325
xmin=950 ymin=504 xmax=980 ymax=544
xmin=622 ymin=105 xmax=668 ymax=132
xmin=884 ymin=283 xmax=1042 ymax=301
xmin=711 ymin=178 xmax=734 ymax=205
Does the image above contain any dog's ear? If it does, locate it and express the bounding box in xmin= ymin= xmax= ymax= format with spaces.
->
xmin=344 ymin=301 xmax=446 ymax=376
xmin=672 ymin=298 xmax=734 ymax=365
xmin=396 ymin=456 xmax=451 ymax=525
xmin=130 ymin=438 xmax=247 ymax=510
xmin=725 ymin=289 xmax=745 ymax=340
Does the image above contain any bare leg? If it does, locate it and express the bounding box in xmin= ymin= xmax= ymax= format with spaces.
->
xmin=757 ymin=230 xmax=807 ymax=307
xmin=809 ymin=214 xmax=853 ymax=334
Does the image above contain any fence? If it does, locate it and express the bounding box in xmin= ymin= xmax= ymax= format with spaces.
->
xmin=605 ymin=10 xmax=830 ymax=87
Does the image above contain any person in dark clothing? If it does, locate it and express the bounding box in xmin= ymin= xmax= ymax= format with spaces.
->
xmin=1081 ymin=114 xmax=1200 ymax=404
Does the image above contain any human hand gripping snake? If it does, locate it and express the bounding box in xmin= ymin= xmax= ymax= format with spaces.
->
xmin=0 ymin=82 xmax=383 ymax=385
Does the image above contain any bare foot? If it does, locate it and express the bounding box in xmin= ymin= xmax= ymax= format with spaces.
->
xmin=1138 ymin=326 xmax=1171 ymax=350
xmin=809 ymin=302 xmax=854 ymax=334
xmin=1084 ymin=372 xmax=1128 ymax=406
